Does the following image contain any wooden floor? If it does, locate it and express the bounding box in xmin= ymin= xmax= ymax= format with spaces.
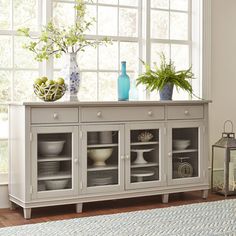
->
xmin=0 ymin=191 xmax=234 ymax=228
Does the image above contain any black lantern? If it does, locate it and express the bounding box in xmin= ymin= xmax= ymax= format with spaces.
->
xmin=211 ymin=120 xmax=236 ymax=196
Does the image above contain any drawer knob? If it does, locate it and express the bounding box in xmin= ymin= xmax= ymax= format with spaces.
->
xmin=148 ymin=111 xmax=153 ymax=116
xmin=184 ymin=110 xmax=189 ymax=115
xmin=53 ymin=113 xmax=59 ymax=119
xmin=97 ymin=111 xmax=102 ymax=117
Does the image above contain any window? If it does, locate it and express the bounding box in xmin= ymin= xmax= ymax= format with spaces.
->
xmin=0 ymin=0 xmax=204 ymax=178
xmin=0 ymin=0 xmax=41 ymax=178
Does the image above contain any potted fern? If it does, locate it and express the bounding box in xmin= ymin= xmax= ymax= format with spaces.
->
xmin=137 ymin=54 xmax=194 ymax=100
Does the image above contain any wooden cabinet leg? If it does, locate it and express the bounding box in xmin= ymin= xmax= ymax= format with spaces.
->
xmin=9 ymin=201 xmax=16 ymax=210
xmin=76 ymin=203 xmax=83 ymax=213
xmin=162 ymin=194 xmax=169 ymax=203
xmin=23 ymin=208 xmax=32 ymax=219
xmin=202 ymin=190 xmax=208 ymax=199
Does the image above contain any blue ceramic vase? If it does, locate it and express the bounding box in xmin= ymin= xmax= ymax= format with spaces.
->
xmin=159 ymin=83 xmax=174 ymax=100
xmin=118 ymin=61 xmax=130 ymax=101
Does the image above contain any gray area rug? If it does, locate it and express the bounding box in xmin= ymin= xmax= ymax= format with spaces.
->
xmin=1 ymin=199 xmax=236 ymax=236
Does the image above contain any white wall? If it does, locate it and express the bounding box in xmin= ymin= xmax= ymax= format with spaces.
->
xmin=210 ymin=0 xmax=236 ymax=147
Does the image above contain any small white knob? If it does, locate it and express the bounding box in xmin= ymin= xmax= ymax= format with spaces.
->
xmin=148 ymin=111 xmax=153 ymax=116
xmin=168 ymin=152 xmax=172 ymax=157
xmin=74 ymin=158 xmax=79 ymax=164
xmin=126 ymin=155 xmax=130 ymax=160
xmin=184 ymin=110 xmax=189 ymax=115
xmin=53 ymin=113 xmax=59 ymax=119
xmin=97 ymin=111 xmax=102 ymax=117
xmin=121 ymin=155 xmax=125 ymax=160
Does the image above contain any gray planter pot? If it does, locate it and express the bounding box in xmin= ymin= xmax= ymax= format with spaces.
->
xmin=159 ymin=83 xmax=174 ymax=100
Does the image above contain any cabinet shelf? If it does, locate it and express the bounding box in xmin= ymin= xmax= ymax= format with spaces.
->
xmin=172 ymin=149 xmax=198 ymax=154
xmin=131 ymin=141 xmax=159 ymax=146
xmin=87 ymin=165 xmax=118 ymax=172
xmin=131 ymin=162 xmax=159 ymax=168
xmin=38 ymin=172 xmax=72 ymax=181
xmin=38 ymin=156 xmax=72 ymax=162
xmin=87 ymin=143 xmax=118 ymax=148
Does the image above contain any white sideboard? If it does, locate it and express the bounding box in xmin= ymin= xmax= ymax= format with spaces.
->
xmin=9 ymin=100 xmax=210 ymax=219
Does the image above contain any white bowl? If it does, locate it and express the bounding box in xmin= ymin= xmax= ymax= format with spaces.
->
xmin=45 ymin=179 xmax=69 ymax=190
xmin=88 ymin=148 xmax=113 ymax=166
xmin=173 ymin=139 xmax=190 ymax=150
xmin=38 ymin=140 xmax=65 ymax=156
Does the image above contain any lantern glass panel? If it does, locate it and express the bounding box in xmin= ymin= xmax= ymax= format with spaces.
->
xmin=212 ymin=147 xmax=225 ymax=192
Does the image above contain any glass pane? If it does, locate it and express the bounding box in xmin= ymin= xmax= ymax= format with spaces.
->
xmin=78 ymin=44 xmax=97 ymax=70
xmin=85 ymin=5 xmax=97 ymax=35
xmin=130 ymin=129 xmax=160 ymax=183
xmin=0 ymin=71 xmax=11 ymax=102
xmin=170 ymin=12 xmax=188 ymax=40
xmin=98 ymin=0 xmax=118 ymax=5
xmin=0 ymin=140 xmax=8 ymax=173
xmin=99 ymin=43 xmax=118 ymax=70
xmin=119 ymin=8 xmax=138 ymax=37
xmin=0 ymin=105 xmax=8 ymax=139
xmin=99 ymin=72 xmax=118 ymax=101
xmin=0 ymin=36 xmax=12 ymax=68
xmin=0 ymin=0 xmax=11 ymax=30
xmin=120 ymin=42 xmax=139 ymax=72
xmin=37 ymin=133 xmax=72 ymax=192
xmin=53 ymin=2 xmax=75 ymax=27
xmin=170 ymin=0 xmax=188 ymax=11
xmin=151 ymin=0 xmax=169 ymax=9
xmin=171 ymin=44 xmax=190 ymax=100
xmin=171 ymin=44 xmax=189 ymax=70
xmin=87 ymin=130 xmax=119 ymax=187
xmin=98 ymin=6 xmax=118 ymax=36
xmin=172 ymin=128 xmax=199 ymax=179
xmin=13 ymin=70 xmax=38 ymax=102
xmin=119 ymin=0 xmax=138 ymax=7
xmin=78 ymin=72 xmax=97 ymax=101
xmin=151 ymin=43 xmax=170 ymax=66
xmin=151 ymin=10 xmax=169 ymax=39
xmin=13 ymin=0 xmax=38 ymax=31
xmin=14 ymin=36 xmax=39 ymax=69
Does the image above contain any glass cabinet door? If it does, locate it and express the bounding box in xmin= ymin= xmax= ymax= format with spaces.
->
xmin=125 ymin=123 xmax=164 ymax=190
xmin=31 ymin=126 xmax=79 ymax=199
xmin=81 ymin=125 xmax=124 ymax=193
xmin=168 ymin=122 xmax=204 ymax=185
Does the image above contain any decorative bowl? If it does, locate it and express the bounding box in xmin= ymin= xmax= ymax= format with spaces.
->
xmin=173 ymin=139 xmax=190 ymax=150
xmin=45 ymin=179 xmax=69 ymax=190
xmin=38 ymin=140 xmax=65 ymax=157
xmin=138 ymin=131 xmax=154 ymax=142
xmin=87 ymin=148 xmax=113 ymax=166
xmin=33 ymin=83 xmax=66 ymax=102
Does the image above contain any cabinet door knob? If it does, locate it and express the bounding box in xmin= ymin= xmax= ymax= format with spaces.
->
xmin=121 ymin=155 xmax=125 ymax=160
xmin=74 ymin=158 xmax=79 ymax=164
xmin=97 ymin=111 xmax=102 ymax=117
xmin=126 ymin=155 xmax=130 ymax=160
xmin=184 ymin=110 xmax=189 ymax=115
xmin=168 ymin=152 xmax=172 ymax=157
xmin=148 ymin=111 xmax=153 ymax=116
xmin=53 ymin=113 xmax=59 ymax=119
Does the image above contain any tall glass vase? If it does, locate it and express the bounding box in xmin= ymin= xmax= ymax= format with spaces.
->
xmin=62 ymin=52 xmax=81 ymax=101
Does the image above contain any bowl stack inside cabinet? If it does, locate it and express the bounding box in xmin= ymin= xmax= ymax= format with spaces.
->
xmin=87 ymin=131 xmax=119 ymax=188
xmin=37 ymin=133 xmax=72 ymax=192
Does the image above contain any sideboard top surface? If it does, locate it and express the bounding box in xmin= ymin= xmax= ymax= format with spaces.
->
xmin=9 ymin=100 xmax=211 ymax=107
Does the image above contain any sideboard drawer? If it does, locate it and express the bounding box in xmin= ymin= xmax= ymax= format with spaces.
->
xmin=81 ymin=106 xmax=164 ymax=122
xmin=167 ymin=105 xmax=204 ymax=120
xmin=31 ymin=108 xmax=79 ymax=124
